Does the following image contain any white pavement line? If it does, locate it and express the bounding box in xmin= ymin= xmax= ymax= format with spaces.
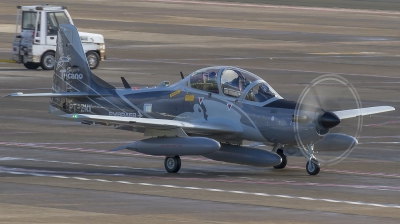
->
xmin=73 ymin=177 xmax=90 ymax=181
xmin=147 ymin=0 xmax=400 ymax=15
xmin=53 ymin=175 xmax=69 ymax=179
xmin=0 ymin=156 xmax=162 ymax=172
xmin=160 ymin=185 xmax=180 ymax=188
xmin=1 ymin=170 xmax=400 ymax=209
xmin=2 ymin=156 xmax=400 ymax=192
xmin=138 ymin=183 xmax=155 ymax=186
xmin=8 ymin=171 xmax=25 ymax=175
xmin=117 ymin=181 xmax=134 ymax=184
xmin=206 ymin=188 xmax=224 ymax=192
xmin=94 ymin=179 xmax=112 ymax=183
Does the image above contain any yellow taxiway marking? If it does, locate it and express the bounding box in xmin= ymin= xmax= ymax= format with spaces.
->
xmin=309 ymin=52 xmax=383 ymax=55
xmin=0 ymin=59 xmax=16 ymax=63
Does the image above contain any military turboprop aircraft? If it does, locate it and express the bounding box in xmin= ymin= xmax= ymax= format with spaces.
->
xmin=6 ymin=24 xmax=395 ymax=175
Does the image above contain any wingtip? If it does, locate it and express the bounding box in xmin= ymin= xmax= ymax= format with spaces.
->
xmin=3 ymin=92 xmax=23 ymax=97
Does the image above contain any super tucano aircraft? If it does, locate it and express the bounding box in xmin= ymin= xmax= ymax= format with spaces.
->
xmin=6 ymin=24 xmax=395 ymax=175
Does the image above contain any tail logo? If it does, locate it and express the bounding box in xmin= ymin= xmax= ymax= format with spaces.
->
xmin=61 ymin=66 xmax=83 ymax=80
xmin=57 ymin=55 xmax=71 ymax=69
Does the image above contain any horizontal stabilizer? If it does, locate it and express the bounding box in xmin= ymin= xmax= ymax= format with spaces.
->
xmin=333 ymin=106 xmax=395 ymax=120
xmin=5 ymin=92 xmax=110 ymax=97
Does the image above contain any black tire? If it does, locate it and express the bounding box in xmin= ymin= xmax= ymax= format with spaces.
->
xmin=273 ymin=149 xmax=287 ymax=169
xmin=86 ymin=51 xmax=100 ymax=69
xmin=40 ymin=51 xmax=55 ymax=70
xmin=306 ymin=160 xmax=320 ymax=175
xmin=23 ymin=62 xmax=40 ymax=70
xmin=164 ymin=156 xmax=181 ymax=173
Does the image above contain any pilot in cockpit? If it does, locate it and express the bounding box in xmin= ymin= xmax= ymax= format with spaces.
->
xmin=221 ymin=69 xmax=251 ymax=97
xmin=230 ymin=72 xmax=250 ymax=91
xmin=208 ymin=71 xmax=217 ymax=83
xmin=206 ymin=71 xmax=219 ymax=93
xmin=260 ymin=83 xmax=270 ymax=94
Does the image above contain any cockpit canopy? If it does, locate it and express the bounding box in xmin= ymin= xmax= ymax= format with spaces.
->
xmin=188 ymin=66 xmax=280 ymax=103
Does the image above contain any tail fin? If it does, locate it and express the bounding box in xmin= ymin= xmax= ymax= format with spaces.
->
xmin=53 ymin=24 xmax=114 ymax=94
xmin=6 ymin=25 xmax=116 ymax=116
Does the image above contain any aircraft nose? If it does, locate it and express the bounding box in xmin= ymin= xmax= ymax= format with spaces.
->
xmin=318 ymin=111 xmax=341 ymax=129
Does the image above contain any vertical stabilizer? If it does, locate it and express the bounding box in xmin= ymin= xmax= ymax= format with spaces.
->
xmin=53 ymin=24 xmax=114 ymax=94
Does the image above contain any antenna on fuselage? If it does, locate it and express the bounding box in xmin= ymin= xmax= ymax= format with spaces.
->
xmin=180 ymin=71 xmax=184 ymax=79
xmin=120 ymin=77 xmax=132 ymax=89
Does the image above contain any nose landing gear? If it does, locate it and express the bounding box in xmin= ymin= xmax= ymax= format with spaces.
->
xmin=305 ymin=144 xmax=320 ymax=175
xmin=306 ymin=158 xmax=320 ymax=175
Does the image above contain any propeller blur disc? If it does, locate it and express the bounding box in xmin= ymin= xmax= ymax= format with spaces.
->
xmin=294 ymin=74 xmax=363 ymax=165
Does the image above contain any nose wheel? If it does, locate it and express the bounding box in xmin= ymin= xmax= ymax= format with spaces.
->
xmin=306 ymin=158 xmax=320 ymax=175
xmin=302 ymin=144 xmax=321 ymax=175
xmin=164 ymin=156 xmax=181 ymax=173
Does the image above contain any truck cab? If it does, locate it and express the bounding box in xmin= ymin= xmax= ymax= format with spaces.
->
xmin=12 ymin=5 xmax=105 ymax=70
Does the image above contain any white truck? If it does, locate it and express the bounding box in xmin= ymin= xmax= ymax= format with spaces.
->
xmin=12 ymin=4 xmax=105 ymax=70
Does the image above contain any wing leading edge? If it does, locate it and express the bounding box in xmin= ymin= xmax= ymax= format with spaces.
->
xmin=333 ymin=106 xmax=395 ymax=120
xmin=4 ymin=92 xmax=110 ymax=97
xmin=61 ymin=114 xmax=242 ymax=135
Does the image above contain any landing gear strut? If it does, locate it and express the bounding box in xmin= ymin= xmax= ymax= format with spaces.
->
xmin=273 ymin=149 xmax=287 ymax=169
xmin=305 ymin=144 xmax=320 ymax=175
xmin=164 ymin=156 xmax=181 ymax=173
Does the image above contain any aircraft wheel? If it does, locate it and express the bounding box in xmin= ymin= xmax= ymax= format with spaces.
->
xmin=273 ymin=149 xmax=287 ymax=169
xmin=306 ymin=160 xmax=320 ymax=175
xmin=165 ymin=156 xmax=181 ymax=173
xmin=86 ymin=51 xmax=100 ymax=69
xmin=23 ymin=62 xmax=40 ymax=70
xmin=40 ymin=51 xmax=55 ymax=70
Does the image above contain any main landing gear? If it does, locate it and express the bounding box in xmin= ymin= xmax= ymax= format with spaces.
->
xmin=164 ymin=156 xmax=181 ymax=173
xmin=273 ymin=149 xmax=287 ymax=169
xmin=273 ymin=145 xmax=321 ymax=175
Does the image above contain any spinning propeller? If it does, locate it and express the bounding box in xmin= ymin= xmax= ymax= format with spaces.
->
xmin=294 ymin=74 xmax=363 ymax=171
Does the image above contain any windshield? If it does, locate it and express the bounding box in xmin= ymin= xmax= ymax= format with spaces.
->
xmin=220 ymin=68 xmax=259 ymax=98
xmin=189 ymin=67 xmax=219 ymax=93
xmin=245 ymin=83 xmax=276 ymax=102
xmin=187 ymin=66 xmax=278 ymax=100
xmin=47 ymin=12 xmax=71 ymax=35
xmin=22 ymin=12 xmax=38 ymax=30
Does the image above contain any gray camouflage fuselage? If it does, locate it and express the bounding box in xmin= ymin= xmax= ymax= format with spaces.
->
xmin=50 ymin=69 xmax=321 ymax=147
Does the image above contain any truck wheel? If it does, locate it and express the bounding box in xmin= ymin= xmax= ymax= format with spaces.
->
xmin=40 ymin=51 xmax=55 ymax=70
xmin=23 ymin=62 xmax=40 ymax=70
xmin=86 ymin=51 xmax=99 ymax=69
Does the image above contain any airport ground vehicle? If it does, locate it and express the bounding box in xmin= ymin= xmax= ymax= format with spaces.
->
xmin=12 ymin=4 xmax=105 ymax=70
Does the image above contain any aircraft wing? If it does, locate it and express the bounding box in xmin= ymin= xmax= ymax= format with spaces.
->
xmin=333 ymin=106 xmax=395 ymax=120
xmin=5 ymin=92 xmax=110 ymax=97
xmin=61 ymin=114 xmax=242 ymax=135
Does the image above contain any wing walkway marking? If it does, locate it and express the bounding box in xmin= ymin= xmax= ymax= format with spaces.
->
xmin=0 ymin=168 xmax=400 ymax=209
